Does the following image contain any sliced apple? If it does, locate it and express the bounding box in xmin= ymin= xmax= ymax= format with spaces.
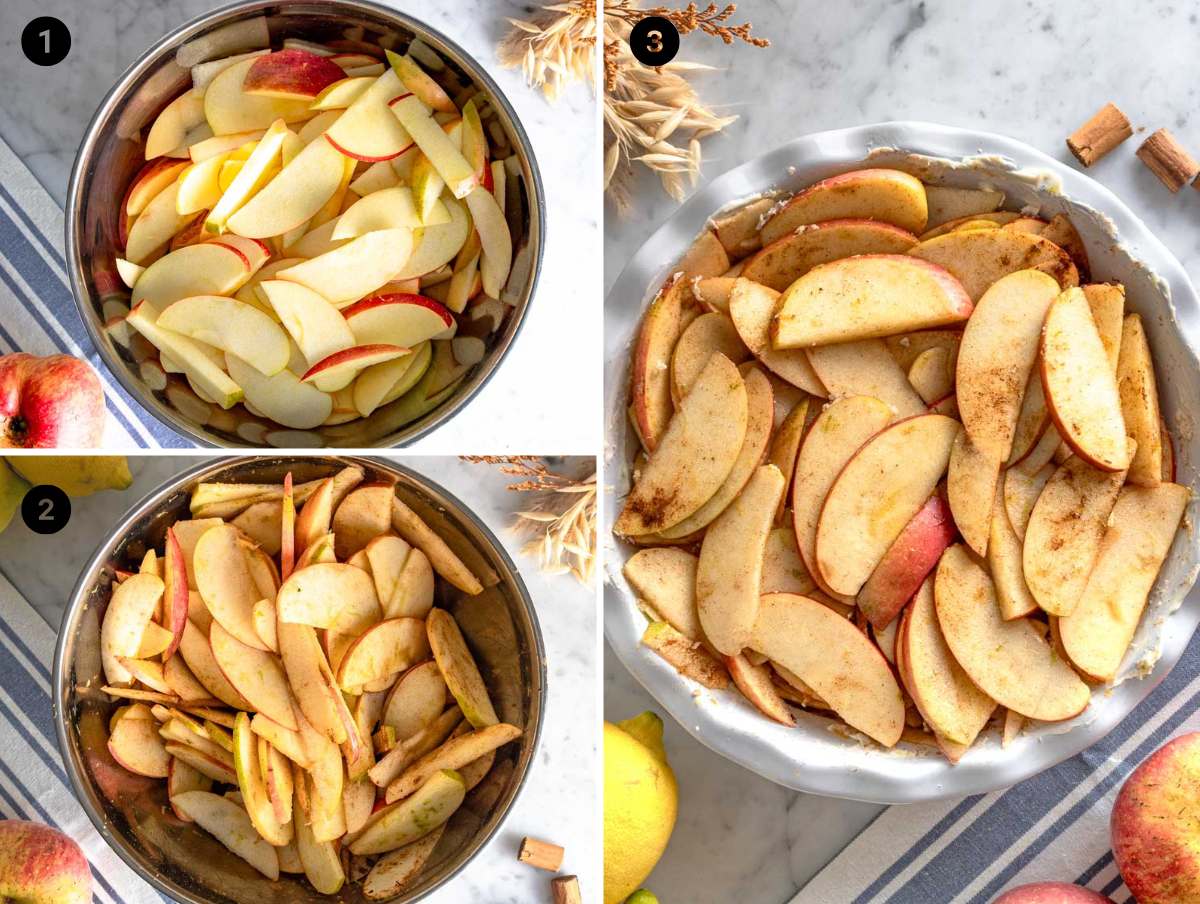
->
xmin=311 ymin=75 xmax=374 ymax=111
xmin=338 ymin=617 xmax=429 ymax=691
xmin=922 ymin=185 xmax=1004 ymax=230
xmin=171 ymin=790 xmax=280 ymax=879
xmin=330 ymin=484 xmax=395 ymax=560
xmin=816 ymin=414 xmax=958 ymax=596
xmin=352 ymin=769 xmax=465 ymax=855
xmin=761 ymin=525 xmax=814 ymax=596
xmin=243 ymin=49 xmax=346 ymax=100
xmin=807 ymin=340 xmax=926 ymax=418
xmin=629 ymin=277 xmax=687 ymax=451
xmin=225 ymin=352 xmax=334 ymax=429
xmin=393 ymin=195 xmax=471 ymax=280
xmin=188 ymin=129 xmax=267 ymax=163
xmin=344 ymin=292 xmax=454 ymax=347
xmin=389 ymin=94 xmax=476 ymax=198
xmin=906 ymin=346 xmax=954 ymax=404
xmin=386 ymin=547 xmax=435 ymax=619
xmin=1083 ymin=283 xmax=1125 ymax=373
xmin=946 ymin=428 xmax=1000 ymax=557
xmin=302 ymin=345 xmax=409 ymax=393
xmin=741 ymin=219 xmax=917 ymax=291
xmin=382 ymin=661 xmax=447 ymax=739
xmin=727 ymin=279 xmax=825 ymax=396
xmin=125 ymin=182 xmax=190 ymax=264
xmin=987 ymin=479 xmax=1038 ymax=621
xmin=167 ymin=757 xmax=213 ymax=820
xmin=1058 ymin=482 xmax=1188 ymax=682
xmin=136 ymin=622 xmax=174 ymax=659
xmin=1023 ymin=454 xmax=1129 ymax=617
xmin=208 ymin=622 xmax=296 ymax=730
xmin=1116 ymin=313 xmax=1163 ymax=486
xmin=193 ymin=523 xmax=271 ymax=651
xmin=276 ymin=622 xmax=346 ymax=747
xmin=125 ymin=158 xmax=190 ymax=217
xmin=278 ymin=562 xmax=381 ymax=635
xmin=934 ymin=544 xmax=1090 ymax=721
xmin=231 ymin=712 xmax=292 ymax=845
xmin=792 ymin=395 xmax=894 ymax=600
xmin=226 ymin=133 xmax=346 ymax=238
xmin=362 ymin=826 xmax=445 ymax=900
xmin=204 ymin=118 xmax=291 ymax=234
xmin=257 ymin=279 xmax=355 ymax=368
xmin=130 ymin=241 xmax=253 ymax=310
xmin=156 ymin=295 xmax=289 ymax=376
xmin=857 ymin=493 xmax=955 ymax=630
xmin=191 ymin=49 xmax=270 ymax=92
xmin=909 ymin=228 xmax=1079 ymax=300
xmin=204 ymin=56 xmax=313 ymax=135
xmin=464 ymin=185 xmax=512 ymax=297
xmin=641 ymin=621 xmax=729 ymax=688
xmin=725 ymin=653 xmax=795 ymax=726
xmin=1004 ymin=460 xmax=1056 ymax=542
xmin=145 ymin=91 xmax=207 ymax=159
xmin=615 ymin=354 xmax=748 ymax=536
xmin=760 ymin=168 xmax=928 ymax=245
xmin=293 ymin=784 xmax=345 ymax=894
xmin=384 ymin=723 xmax=520 ymax=803
xmin=353 ymin=340 xmax=432 ymax=417
xmin=108 ymin=711 xmax=171 ymax=777
xmin=772 ymin=255 xmax=971 ymax=348
xmin=102 ymin=572 xmax=164 ymax=686
xmin=752 ymin=592 xmax=905 ymax=746
xmin=331 ymin=186 xmax=434 ymax=241
xmin=325 ymin=69 xmax=413 ymax=162
xmin=276 ymin=228 xmax=414 ymax=307
xmin=427 ymin=608 xmax=498 ymax=728
xmin=386 ymin=51 xmax=455 ymax=113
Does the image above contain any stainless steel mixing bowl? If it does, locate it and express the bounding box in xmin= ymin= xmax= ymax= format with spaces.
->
xmin=54 ymin=456 xmax=545 ymax=902
xmin=67 ymin=0 xmax=544 ymax=447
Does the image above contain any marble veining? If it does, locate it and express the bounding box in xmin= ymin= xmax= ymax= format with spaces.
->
xmin=0 ymin=455 xmax=598 ymax=902
xmin=604 ymin=2 xmax=1200 ymax=902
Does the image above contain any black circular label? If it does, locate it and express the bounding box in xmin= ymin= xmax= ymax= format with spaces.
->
xmin=21 ymin=17 xmax=71 ymax=67
xmin=21 ymin=485 xmax=71 ymax=534
xmin=629 ymin=16 xmax=680 ymax=67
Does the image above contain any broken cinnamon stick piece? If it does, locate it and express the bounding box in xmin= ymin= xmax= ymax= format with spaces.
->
xmin=518 ymin=836 xmax=565 ymax=872
xmin=551 ymin=875 xmax=583 ymax=904
xmin=1066 ymin=103 xmax=1133 ymax=166
xmin=1137 ymin=128 xmax=1200 ymax=192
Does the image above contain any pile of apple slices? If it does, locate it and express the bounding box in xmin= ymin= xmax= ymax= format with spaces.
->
xmin=105 ymin=36 xmax=515 ymax=432
xmin=617 ymin=167 xmax=1189 ymax=761
xmin=99 ymin=464 xmax=522 ymax=897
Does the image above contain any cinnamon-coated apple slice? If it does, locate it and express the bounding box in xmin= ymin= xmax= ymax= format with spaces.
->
xmin=385 ymin=547 xmax=435 ymax=619
xmin=1006 ymin=372 xmax=1050 ymax=466
xmin=899 ymin=577 xmax=995 ymax=746
xmin=615 ymin=354 xmax=748 ymax=537
xmin=193 ymin=524 xmax=272 ymax=651
xmin=278 ymin=562 xmax=381 ymax=635
xmin=177 ymin=620 xmax=254 ymax=711
xmin=629 ymin=276 xmax=688 ymax=451
xmin=909 ymin=229 xmax=1079 ymax=300
xmin=352 ymin=770 xmax=465 ymax=855
xmin=816 ymin=414 xmax=958 ymax=597
xmin=670 ymin=313 xmax=749 ymax=404
xmin=162 ymin=649 xmax=211 ymax=707
xmin=384 ymin=723 xmax=520 ymax=802
xmin=1116 ymin=313 xmax=1163 ymax=486
xmin=946 ymin=427 xmax=1000 ymax=557
xmin=906 ymin=346 xmax=954 ymax=404
xmin=101 ymin=572 xmax=164 ymax=686
xmin=1042 ymin=288 xmax=1130 ymax=473
xmin=934 ymin=544 xmax=1090 ymax=721
xmin=427 ymin=608 xmax=498 ymax=728
xmin=1058 ymin=482 xmax=1188 ymax=682
xmin=381 ymin=661 xmax=447 ymax=740
xmin=741 ymin=219 xmax=917 ymax=291
xmin=726 ymin=653 xmax=795 ymax=726
xmin=956 ymin=269 xmax=1061 ymax=462
xmin=204 ymin=56 xmax=313 ymax=135
xmin=242 ymin=49 xmax=346 ymax=100
xmin=987 ymin=479 xmax=1038 ymax=621
xmin=806 ymin=340 xmax=926 ymax=418
xmin=761 ymin=525 xmax=814 ymax=596
xmin=760 ymin=168 xmax=929 ymax=245
xmin=108 ymin=711 xmax=171 ymax=777
xmin=171 ymin=791 xmax=280 ymax=879
xmin=324 ymin=69 xmax=412 ymax=162
xmin=338 ymin=617 xmax=429 ymax=691
xmin=209 ymin=622 xmax=297 ymax=729
xmin=727 ymin=279 xmax=825 ymax=396
xmin=772 ymin=255 xmax=972 ymax=348
xmin=792 ymin=395 xmax=894 ymax=602
xmin=922 ymin=186 xmax=1004 ymax=230
xmin=276 ymin=623 xmax=345 ymax=747
xmin=1083 ymin=283 xmax=1125 ymax=373
xmin=332 ymin=484 xmax=395 ymax=559
xmin=1023 ymin=453 xmax=1129 ymax=617
xmin=362 ymin=826 xmax=445 ymax=900
xmin=622 ymin=548 xmax=702 ymax=641
xmin=752 ymin=592 xmax=905 ymax=746
xmin=292 ymin=784 xmax=345 ymax=894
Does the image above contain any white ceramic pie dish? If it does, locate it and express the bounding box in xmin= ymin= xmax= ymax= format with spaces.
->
xmin=602 ymin=121 xmax=1200 ymax=804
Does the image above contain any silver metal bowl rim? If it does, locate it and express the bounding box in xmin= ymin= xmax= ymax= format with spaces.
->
xmin=603 ymin=119 xmax=1200 ymax=804
xmin=53 ymin=455 xmax=547 ymax=903
xmin=65 ymin=0 xmax=546 ymax=449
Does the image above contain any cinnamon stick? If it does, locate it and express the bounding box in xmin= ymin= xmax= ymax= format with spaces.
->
xmin=1066 ymin=103 xmax=1133 ymax=166
xmin=1136 ymin=128 xmax=1200 ymax=192
xmin=551 ymin=875 xmax=583 ymax=904
xmin=518 ymin=836 xmax=564 ymax=872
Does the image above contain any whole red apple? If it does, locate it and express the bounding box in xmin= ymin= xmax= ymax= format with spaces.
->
xmin=1112 ymin=731 xmax=1200 ymax=904
xmin=0 ymin=819 xmax=92 ymax=903
xmin=0 ymin=353 xmax=105 ymax=448
xmin=993 ymin=882 xmax=1114 ymax=903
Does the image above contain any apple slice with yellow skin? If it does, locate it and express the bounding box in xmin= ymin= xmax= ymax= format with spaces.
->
xmin=145 ymin=91 xmax=206 ymax=159
xmin=158 ymin=296 xmax=290 ymax=376
xmin=752 ymin=592 xmax=905 ymax=746
xmin=946 ymin=427 xmax=1000 ymax=557
xmin=899 ymin=577 xmax=996 ymax=747
xmin=742 ymin=218 xmax=918 ymax=291
xmin=427 ymin=608 xmax=498 ymax=728
xmin=816 ymin=414 xmax=958 ymax=596
xmin=167 ymin=757 xmax=213 ymax=820
xmin=464 ymin=185 xmax=512 ymax=298
xmin=292 ymin=784 xmax=345 ymax=894
xmin=389 ymin=94 xmax=476 ymax=198
xmin=1058 ymin=482 xmax=1188 ymax=682
xmin=108 ymin=712 xmax=171 ymax=777
xmin=226 ymin=133 xmax=346 ymax=238
xmin=332 ymin=186 xmax=443 ymax=240
xmin=102 ymin=572 xmax=164 ymax=686
xmin=393 ymin=195 xmax=470 ymax=280
xmin=232 ymin=713 xmax=293 ymax=846
xmin=205 ymin=118 xmax=291 ymax=233
xmin=204 ymin=56 xmax=314 ymax=135
xmin=339 ymin=617 xmax=430 ymax=692
xmin=935 ymin=545 xmax=1090 ymax=721
xmin=165 ymin=742 xmax=238 ymax=785
xmin=384 ymin=723 xmax=520 ymax=802
xmin=225 ymin=352 xmax=334 ymax=430
xmin=807 ymin=340 xmax=926 ymax=418
xmin=386 ymin=51 xmax=455 ymax=113
xmin=1023 ymin=454 xmax=1129 ymax=617
xmin=363 ymin=825 xmax=445 ymax=900
xmin=333 ymin=484 xmax=396 ymax=559
xmin=278 ymin=562 xmax=381 ymax=635
xmin=130 ymin=241 xmax=252 ymax=310
xmin=909 ymin=229 xmax=1079 ymax=300
xmin=382 ymin=661 xmax=447 ymax=739
xmin=622 ymin=548 xmax=702 ymax=642
xmin=727 ymin=279 xmax=825 ymax=396
xmin=302 ymin=345 xmax=409 ymax=393
xmin=352 ymin=769 xmax=465 ymax=855
xmin=193 ymin=524 xmax=272 ymax=651
xmin=615 ymin=354 xmax=748 ymax=536
xmin=125 ymin=158 xmax=190 ymax=216
xmin=125 ymin=182 xmax=190 ymax=264
xmin=695 ymin=464 xmax=787 ymax=654
xmin=772 ymin=254 xmax=972 ymax=348
xmin=792 ymin=395 xmax=894 ymax=602
xmin=260 ymin=737 xmax=294 ymax=825
xmin=296 ymin=715 xmax=347 ymax=841
xmin=760 ymin=169 xmax=929 ymax=245
xmin=324 ymin=69 xmax=413 ymax=162
xmin=243 ymin=49 xmax=346 ymax=101
xmin=257 ymin=279 xmax=355 ymax=367
xmin=364 ymin=535 xmax=413 ymax=617
xmin=276 ymin=228 xmax=415 ymax=307
xmin=310 ymin=75 xmax=374 ymax=110
xmin=1116 ymin=313 xmax=1163 ymax=486
xmin=209 ymin=622 xmax=297 ymax=730
xmin=171 ymin=791 xmax=280 ymax=880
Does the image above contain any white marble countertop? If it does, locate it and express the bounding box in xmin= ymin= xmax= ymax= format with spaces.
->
xmin=0 ymin=454 xmax=598 ymax=903
xmin=0 ymin=0 xmax=600 ymax=454
xmin=604 ymin=3 xmax=1200 ymax=902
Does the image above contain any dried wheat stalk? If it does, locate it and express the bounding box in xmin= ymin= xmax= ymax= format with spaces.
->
xmin=497 ymin=1 xmax=597 ymax=102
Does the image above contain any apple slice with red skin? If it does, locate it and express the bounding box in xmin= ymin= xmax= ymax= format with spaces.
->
xmin=741 ymin=218 xmax=918 ymax=291
xmin=276 ymin=229 xmax=415 ymax=308
xmin=727 ymin=278 xmax=826 ymax=396
xmin=178 ymin=620 xmax=253 ymax=711
xmin=243 ymin=50 xmax=346 ymax=100
xmin=302 ymin=344 xmax=410 ymax=393
xmin=161 ymin=528 xmax=190 ymax=661
xmin=857 ymin=493 xmax=955 ymax=631
xmin=324 ymin=69 xmax=412 ymax=162
xmin=364 ymin=534 xmax=413 ymax=613
xmin=807 ymin=339 xmax=927 ymax=418
xmin=386 ymin=50 xmax=456 ymax=113
xmin=629 ymin=276 xmax=688 ymax=451
xmin=760 ymin=168 xmax=929 ymax=245
xmin=171 ymin=791 xmax=280 ymax=880
xmin=294 ymin=477 xmax=334 ymax=556
xmin=346 ymin=294 xmax=457 ymax=350
xmin=203 ymin=56 xmax=312 ymax=136
xmin=226 ymin=133 xmax=346 ymax=238
xmin=101 ymin=572 xmax=164 ymax=686
xmin=108 ymin=713 xmax=171 ymax=777
xmin=946 ymin=427 xmax=1000 ymax=557
xmin=909 ymin=229 xmax=1079 ymax=300
xmin=338 ymin=617 xmax=430 ymax=692
xmin=130 ymin=241 xmax=251 ymax=310
xmin=124 ymin=158 xmax=190 ymax=217
xmin=280 ymin=473 xmax=296 ymax=580
xmin=725 ymin=653 xmax=795 ymax=726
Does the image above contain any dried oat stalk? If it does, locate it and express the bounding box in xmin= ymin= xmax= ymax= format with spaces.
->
xmin=497 ymin=2 xmax=597 ymax=102
xmin=462 ymin=457 xmax=597 ymax=586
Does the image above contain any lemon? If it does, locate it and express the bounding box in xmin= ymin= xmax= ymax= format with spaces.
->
xmin=604 ymin=712 xmax=677 ymax=904
xmin=8 ymin=456 xmax=132 ymax=497
xmin=0 ymin=461 xmax=30 ymax=532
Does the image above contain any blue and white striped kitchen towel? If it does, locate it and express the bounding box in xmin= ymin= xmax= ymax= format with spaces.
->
xmin=795 ymin=630 xmax=1200 ymax=904
xmin=0 ymin=135 xmax=187 ymax=448
xmin=0 ymin=568 xmax=166 ymax=903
